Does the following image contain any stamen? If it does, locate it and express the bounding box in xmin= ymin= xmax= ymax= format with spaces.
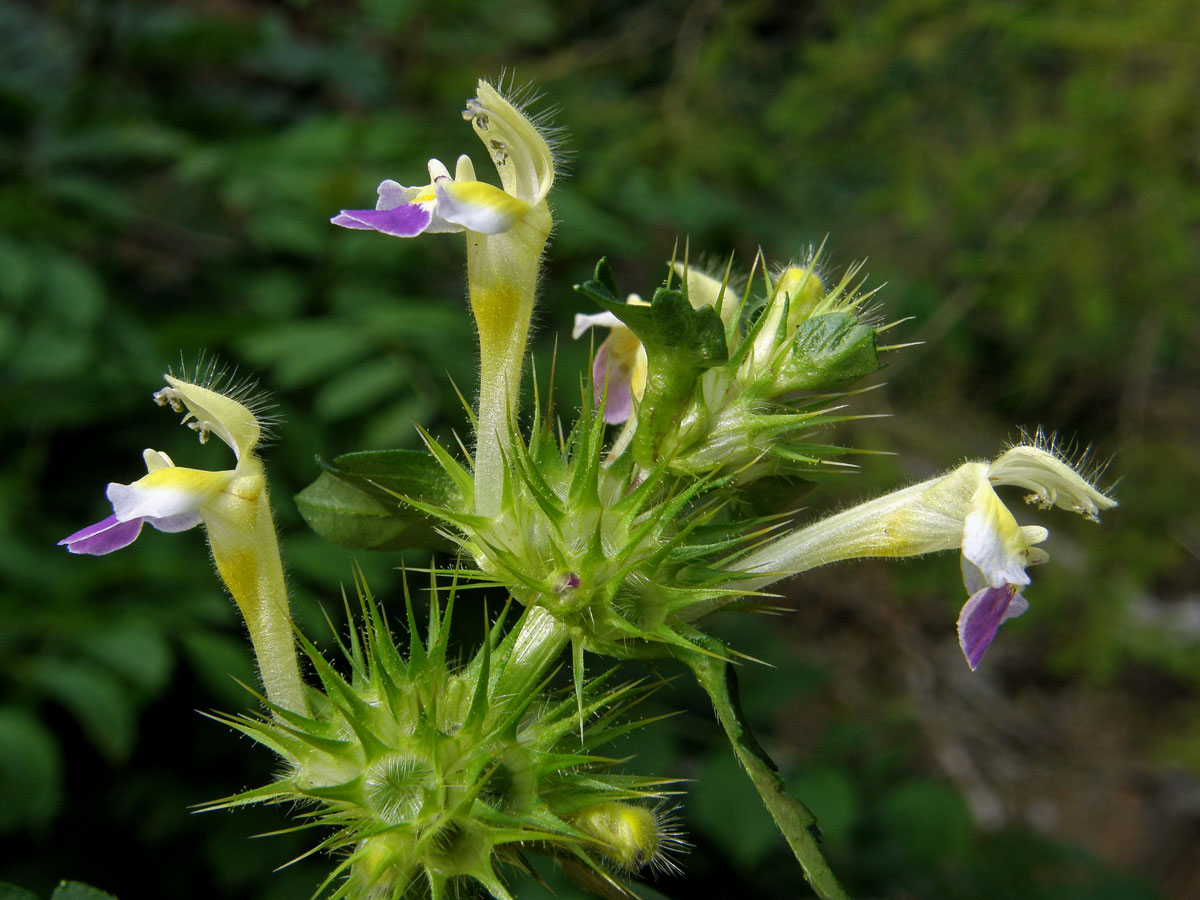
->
xmin=463 ymin=98 xmax=489 ymax=129
xmin=489 ymin=138 xmax=508 ymax=166
xmin=153 ymin=387 xmax=184 ymax=413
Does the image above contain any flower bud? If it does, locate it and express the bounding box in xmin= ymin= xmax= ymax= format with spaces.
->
xmin=573 ymin=801 xmax=685 ymax=875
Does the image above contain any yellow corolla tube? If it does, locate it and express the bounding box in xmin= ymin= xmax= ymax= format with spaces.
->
xmin=734 ymin=442 xmax=1116 ymax=669
xmin=461 ymin=80 xmax=556 ymax=516
xmin=330 ymin=79 xmax=557 ymax=517
xmin=61 ymin=373 xmax=306 ymax=714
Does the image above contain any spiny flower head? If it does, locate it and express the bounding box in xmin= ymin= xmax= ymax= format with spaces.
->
xmin=388 ymin=393 xmax=764 ymax=665
xmin=207 ymin=573 xmax=682 ymax=900
xmin=573 ymin=249 xmax=887 ymax=483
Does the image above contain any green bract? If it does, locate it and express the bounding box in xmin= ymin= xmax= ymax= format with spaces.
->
xmin=207 ymin=577 xmax=676 ymax=900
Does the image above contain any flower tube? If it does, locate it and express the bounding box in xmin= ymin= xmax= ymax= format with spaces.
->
xmin=734 ymin=443 xmax=1116 ymax=668
xmin=332 ymin=80 xmax=557 ymax=516
xmin=61 ymin=374 xmax=306 ymax=713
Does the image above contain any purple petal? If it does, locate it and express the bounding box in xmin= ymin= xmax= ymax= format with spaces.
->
xmin=592 ymin=344 xmax=634 ymax=424
xmin=957 ymin=584 xmax=1022 ymax=670
xmin=59 ymin=514 xmax=145 ymax=556
xmin=330 ymin=204 xmax=433 ymax=237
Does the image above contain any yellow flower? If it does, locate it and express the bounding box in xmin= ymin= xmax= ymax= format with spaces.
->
xmin=737 ymin=443 xmax=1116 ymax=669
xmin=61 ymin=373 xmax=305 ymax=712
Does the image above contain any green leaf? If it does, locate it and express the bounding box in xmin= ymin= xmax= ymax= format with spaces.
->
xmin=51 ymin=882 xmax=118 ymax=900
xmin=329 ymin=449 xmax=460 ymax=507
xmin=778 ymin=312 xmax=878 ymax=392
xmin=295 ymin=450 xmax=459 ymax=551
xmin=296 ymin=473 xmax=425 ymax=551
xmin=81 ymin=618 xmax=172 ymax=696
xmin=0 ymin=883 xmax=41 ymax=900
xmin=0 ymin=707 xmax=63 ymax=835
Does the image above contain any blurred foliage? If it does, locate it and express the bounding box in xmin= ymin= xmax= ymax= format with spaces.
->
xmin=1 ymin=0 xmax=1196 ymax=898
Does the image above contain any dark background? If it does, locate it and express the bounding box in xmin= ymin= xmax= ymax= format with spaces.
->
xmin=1 ymin=1 xmax=1198 ymax=898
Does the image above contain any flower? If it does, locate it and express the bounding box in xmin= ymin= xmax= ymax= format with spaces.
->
xmin=59 ymin=448 xmax=232 ymax=555
xmin=60 ymin=374 xmax=261 ymax=556
xmin=60 ymin=371 xmax=306 ymax=712
xmin=331 ymin=80 xmax=554 ymax=242
xmin=735 ymin=443 xmax=1116 ymax=669
xmin=330 ymin=79 xmax=558 ymax=517
xmin=573 ymin=296 xmax=649 ymax=424
xmin=954 ymin=444 xmax=1113 ymax=669
xmin=331 ymin=154 xmax=533 ymax=238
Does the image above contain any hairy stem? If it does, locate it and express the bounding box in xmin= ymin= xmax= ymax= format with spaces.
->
xmin=680 ymin=641 xmax=849 ymax=900
xmin=494 ymin=606 xmax=571 ymax=700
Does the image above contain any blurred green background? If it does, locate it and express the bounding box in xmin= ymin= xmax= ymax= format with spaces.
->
xmin=2 ymin=0 xmax=1197 ymax=898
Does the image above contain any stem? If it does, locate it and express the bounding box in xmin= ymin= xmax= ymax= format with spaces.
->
xmin=206 ymin=464 xmax=308 ymax=715
xmin=465 ymin=210 xmax=551 ymax=517
xmin=494 ymin=606 xmax=571 ymax=700
xmin=679 ymin=641 xmax=849 ymax=900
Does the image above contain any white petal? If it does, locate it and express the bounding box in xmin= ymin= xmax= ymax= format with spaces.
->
xmin=962 ymin=483 xmax=1032 ymax=588
xmin=961 ymin=557 xmax=989 ymax=595
xmin=435 ymin=179 xmax=528 ymax=234
xmin=106 ymin=467 xmax=234 ymax=525
xmin=1003 ymin=593 xmax=1030 ymax=621
xmin=108 ymin=480 xmax=207 ymax=524
xmin=454 ymin=154 xmax=477 ymax=181
xmin=573 ymin=311 xmax=624 ymax=339
xmin=426 ymin=158 xmax=452 ymax=182
xmin=376 ymin=179 xmax=421 ymax=210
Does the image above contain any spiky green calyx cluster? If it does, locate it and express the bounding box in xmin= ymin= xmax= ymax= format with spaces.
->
xmin=207 ymin=575 xmax=680 ymax=900
xmin=578 ymin=251 xmax=886 ymax=482
xmin=401 ymin=395 xmax=764 ymax=661
xmin=298 ymin=249 xmax=891 ymax=667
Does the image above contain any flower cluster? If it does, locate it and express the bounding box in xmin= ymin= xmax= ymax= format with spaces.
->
xmin=60 ymin=78 xmax=1118 ymax=900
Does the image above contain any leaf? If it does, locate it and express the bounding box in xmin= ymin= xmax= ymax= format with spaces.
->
xmin=51 ymin=883 xmax=118 ymax=900
xmin=295 ymin=450 xmax=459 ymax=551
xmin=81 ymin=618 xmax=173 ymax=696
xmin=0 ymin=884 xmax=42 ymax=900
xmin=0 ymin=707 xmax=63 ymax=835
xmin=576 ymin=260 xmax=728 ymax=466
xmin=778 ymin=312 xmax=878 ymax=392
xmin=23 ymin=659 xmax=138 ymax=763
xmin=329 ymin=449 xmax=461 ymax=507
